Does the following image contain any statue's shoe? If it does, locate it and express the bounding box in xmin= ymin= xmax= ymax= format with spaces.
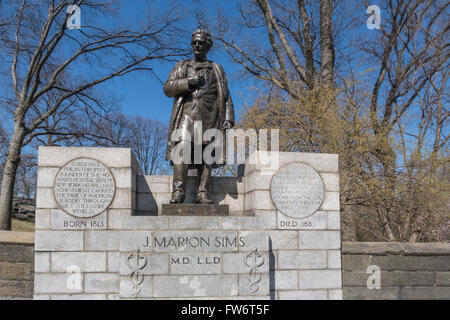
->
xmin=170 ymin=191 xmax=185 ymax=203
xmin=196 ymin=193 xmax=213 ymax=204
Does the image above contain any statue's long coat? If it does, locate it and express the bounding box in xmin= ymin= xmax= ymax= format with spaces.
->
xmin=163 ymin=59 xmax=235 ymax=165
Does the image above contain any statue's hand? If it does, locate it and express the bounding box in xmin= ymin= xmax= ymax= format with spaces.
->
xmin=223 ymin=121 xmax=233 ymax=130
xmin=188 ymin=75 xmax=204 ymax=89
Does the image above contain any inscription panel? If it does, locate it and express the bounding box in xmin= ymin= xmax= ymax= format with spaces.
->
xmin=51 ymin=209 xmax=107 ymax=230
xmin=53 ymin=158 xmax=115 ymax=218
xmin=119 ymin=230 xmax=269 ymax=298
xmin=270 ymin=162 xmax=324 ymax=219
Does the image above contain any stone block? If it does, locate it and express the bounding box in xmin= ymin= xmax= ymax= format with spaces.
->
xmin=51 ymin=209 xmax=107 ymax=230
xmin=156 ymin=193 xmax=172 ymax=212
xmin=85 ymin=231 xmax=120 ymax=251
xmin=343 ymin=287 xmax=400 ymax=300
xmin=342 ymin=242 xmax=450 ymax=256
xmin=436 ymin=272 xmax=450 ymax=286
xmin=212 ymin=177 xmax=244 ymax=194
xmin=320 ymin=173 xmax=339 ymax=192
xmin=212 ymin=194 xmax=244 ymax=213
xmin=110 ymin=188 xmax=132 ymax=209
xmin=244 ymin=173 xmax=272 ymax=192
xmin=35 ymin=231 xmax=84 ymax=251
xmin=170 ymin=216 xmax=221 ymax=229
xmin=343 ymin=270 xmax=435 ymax=287
xmin=38 ymin=147 xmax=136 ymax=169
xmin=370 ymin=255 xmax=450 ymax=271
xmin=222 ymin=215 xmax=276 ymax=230
xmin=0 ymin=261 xmax=33 ymax=280
xmin=36 ymin=188 xmax=58 ymax=209
xmin=278 ymin=250 xmax=327 ymax=270
xmin=110 ymin=168 xmax=133 ymax=189
xmin=35 ymin=252 xmax=50 ymax=273
xmin=152 ymin=275 xmax=238 ymax=297
xmin=0 ymin=243 xmax=34 ymax=263
xmin=152 ymin=231 xmax=239 ymax=252
xmin=267 ymin=231 xmax=298 ymax=250
xmin=238 ymin=273 xmax=270 ymax=296
xmin=108 ymin=252 xmax=120 ymax=273
xmin=37 ymin=167 xmax=59 ymax=188
xmin=273 ymin=270 xmax=298 ymax=290
xmin=122 ymin=216 xmax=169 ymax=230
xmin=120 ymin=253 xmax=169 ymax=275
xmin=35 ymin=209 xmax=50 ymax=230
xmin=108 ymin=209 xmax=132 ymax=230
xmin=299 ymin=231 xmax=341 ymax=249
xmin=0 ymin=279 xmax=33 ymax=297
xmin=120 ymin=276 xmax=153 ymax=298
xmin=50 ymin=294 xmax=107 ymax=300
xmin=277 ymin=211 xmax=327 ymax=230
xmin=238 ymin=231 xmax=270 ymax=252
xmin=246 ymin=190 xmax=275 ymax=211
xmin=328 ymin=250 xmax=342 ymax=269
xmin=137 ymin=175 xmax=170 ymax=193
xmin=34 ymin=273 xmax=83 ymax=294
xmin=278 ymin=289 xmax=328 ymax=300
xmin=400 ymin=287 xmax=450 ymax=300
xmin=85 ymin=273 xmax=119 ymax=294
xmin=320 ymin=192 xmax=340 ymax=211
xmin=247 ymin=152 xmax=338 ymax=173
xmin=328 ymin=289 xmax=343 ymax=300
xmin=223 ymin=252 xmax=269 ymax=274
xmin=169 ymin=253 xmax=222 ymax=275
xmin=298 ymin=270 xmax=342 ymax=289
xmin=327 ymin=211 xmax=341 ymax=230
xmin=341 ymin=254 xmax=372 ymax=271
xmin=120 ymin=231 xmax=152 ymax=252
xmin=51 ymin=252 xmax=107 ymax=272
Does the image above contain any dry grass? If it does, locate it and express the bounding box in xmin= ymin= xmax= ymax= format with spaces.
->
xmin=11 ymin=219 xmax=35 ymax=232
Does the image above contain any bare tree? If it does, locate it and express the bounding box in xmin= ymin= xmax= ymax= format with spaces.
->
xmin=129 ymin=116 xmax=168 ymax=175
xmin=221 ymin=0 xmax=449 ymax=242
xmin=0 ymin=123 xmax=9 ymax=184
xmin=359 ymin=0 xmax=449 ymax=241
xmin=199 ymin=0 xmax=342 ymax=96
xmin=82 ymin=111 xmax=134 ymax=147
xmin=14 ymin=153 xmax=36 ymax=199
xmin=0 ymin=0 xmax=188 ymax=230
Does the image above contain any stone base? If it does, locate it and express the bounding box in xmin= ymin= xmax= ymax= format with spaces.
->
xmin=161 ymin=204 xmax=229 ymax=216
xmin=34 ymin=148 xmax=343 ymax=300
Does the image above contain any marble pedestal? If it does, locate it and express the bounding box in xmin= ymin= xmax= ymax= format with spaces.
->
xmin=33 ymin=147 xmax=342 ymax=300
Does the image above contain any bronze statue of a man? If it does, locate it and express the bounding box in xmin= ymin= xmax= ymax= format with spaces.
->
xmin=164 ymin=28 xmax=235 ymax=204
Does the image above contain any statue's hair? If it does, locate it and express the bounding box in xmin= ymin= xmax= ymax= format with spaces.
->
xmin=191 ymin=28 xmax=213 ymax=48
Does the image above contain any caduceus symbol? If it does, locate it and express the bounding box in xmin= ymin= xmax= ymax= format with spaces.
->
xmin=243 ymin=248 xmax=265 ymax=294
xmin=126 ymin=249 xmax=147 ymax=296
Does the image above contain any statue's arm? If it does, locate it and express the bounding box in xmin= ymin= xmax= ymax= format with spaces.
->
xmin=220 ymin=66 xmax=235 ymax=126
xmin=163 ymin=62 xmax=190 ymax=97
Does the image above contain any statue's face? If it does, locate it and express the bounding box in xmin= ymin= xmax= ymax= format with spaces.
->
xmin=192 ymin=36 xmax=209 ymax=60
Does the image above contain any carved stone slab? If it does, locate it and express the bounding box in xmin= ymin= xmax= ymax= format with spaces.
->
xmin=53 ymin=158 xmax=115 ymax=218
xmin=270 ymin=162 xmax=324 ymax=219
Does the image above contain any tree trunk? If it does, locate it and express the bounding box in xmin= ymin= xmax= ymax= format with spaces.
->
xmin=0 ymin=125 xmax=25 ymax=230
xmin=319 ymin=0 xmax=334 ymax=85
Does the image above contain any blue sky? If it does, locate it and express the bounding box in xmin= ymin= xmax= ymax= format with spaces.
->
xmin=104 ymin=0 xmax=248 ymax=124
xmin=104 ymin=0 xmax=385 ymax=125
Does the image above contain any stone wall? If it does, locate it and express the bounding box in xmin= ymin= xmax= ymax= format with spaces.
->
xmin=1 ymin=241 xmax=449 ymax=299
xmin=33 ymin=148 xmax=343 ymax=300
xmin=342 ymin=242 xmax=450 ymax=299
xmin=0 ymin=231 xmax=34 ymax=298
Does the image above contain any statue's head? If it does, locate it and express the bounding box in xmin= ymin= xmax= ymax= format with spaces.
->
xmin=191 ymin=28 xmax=212 ymax=60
